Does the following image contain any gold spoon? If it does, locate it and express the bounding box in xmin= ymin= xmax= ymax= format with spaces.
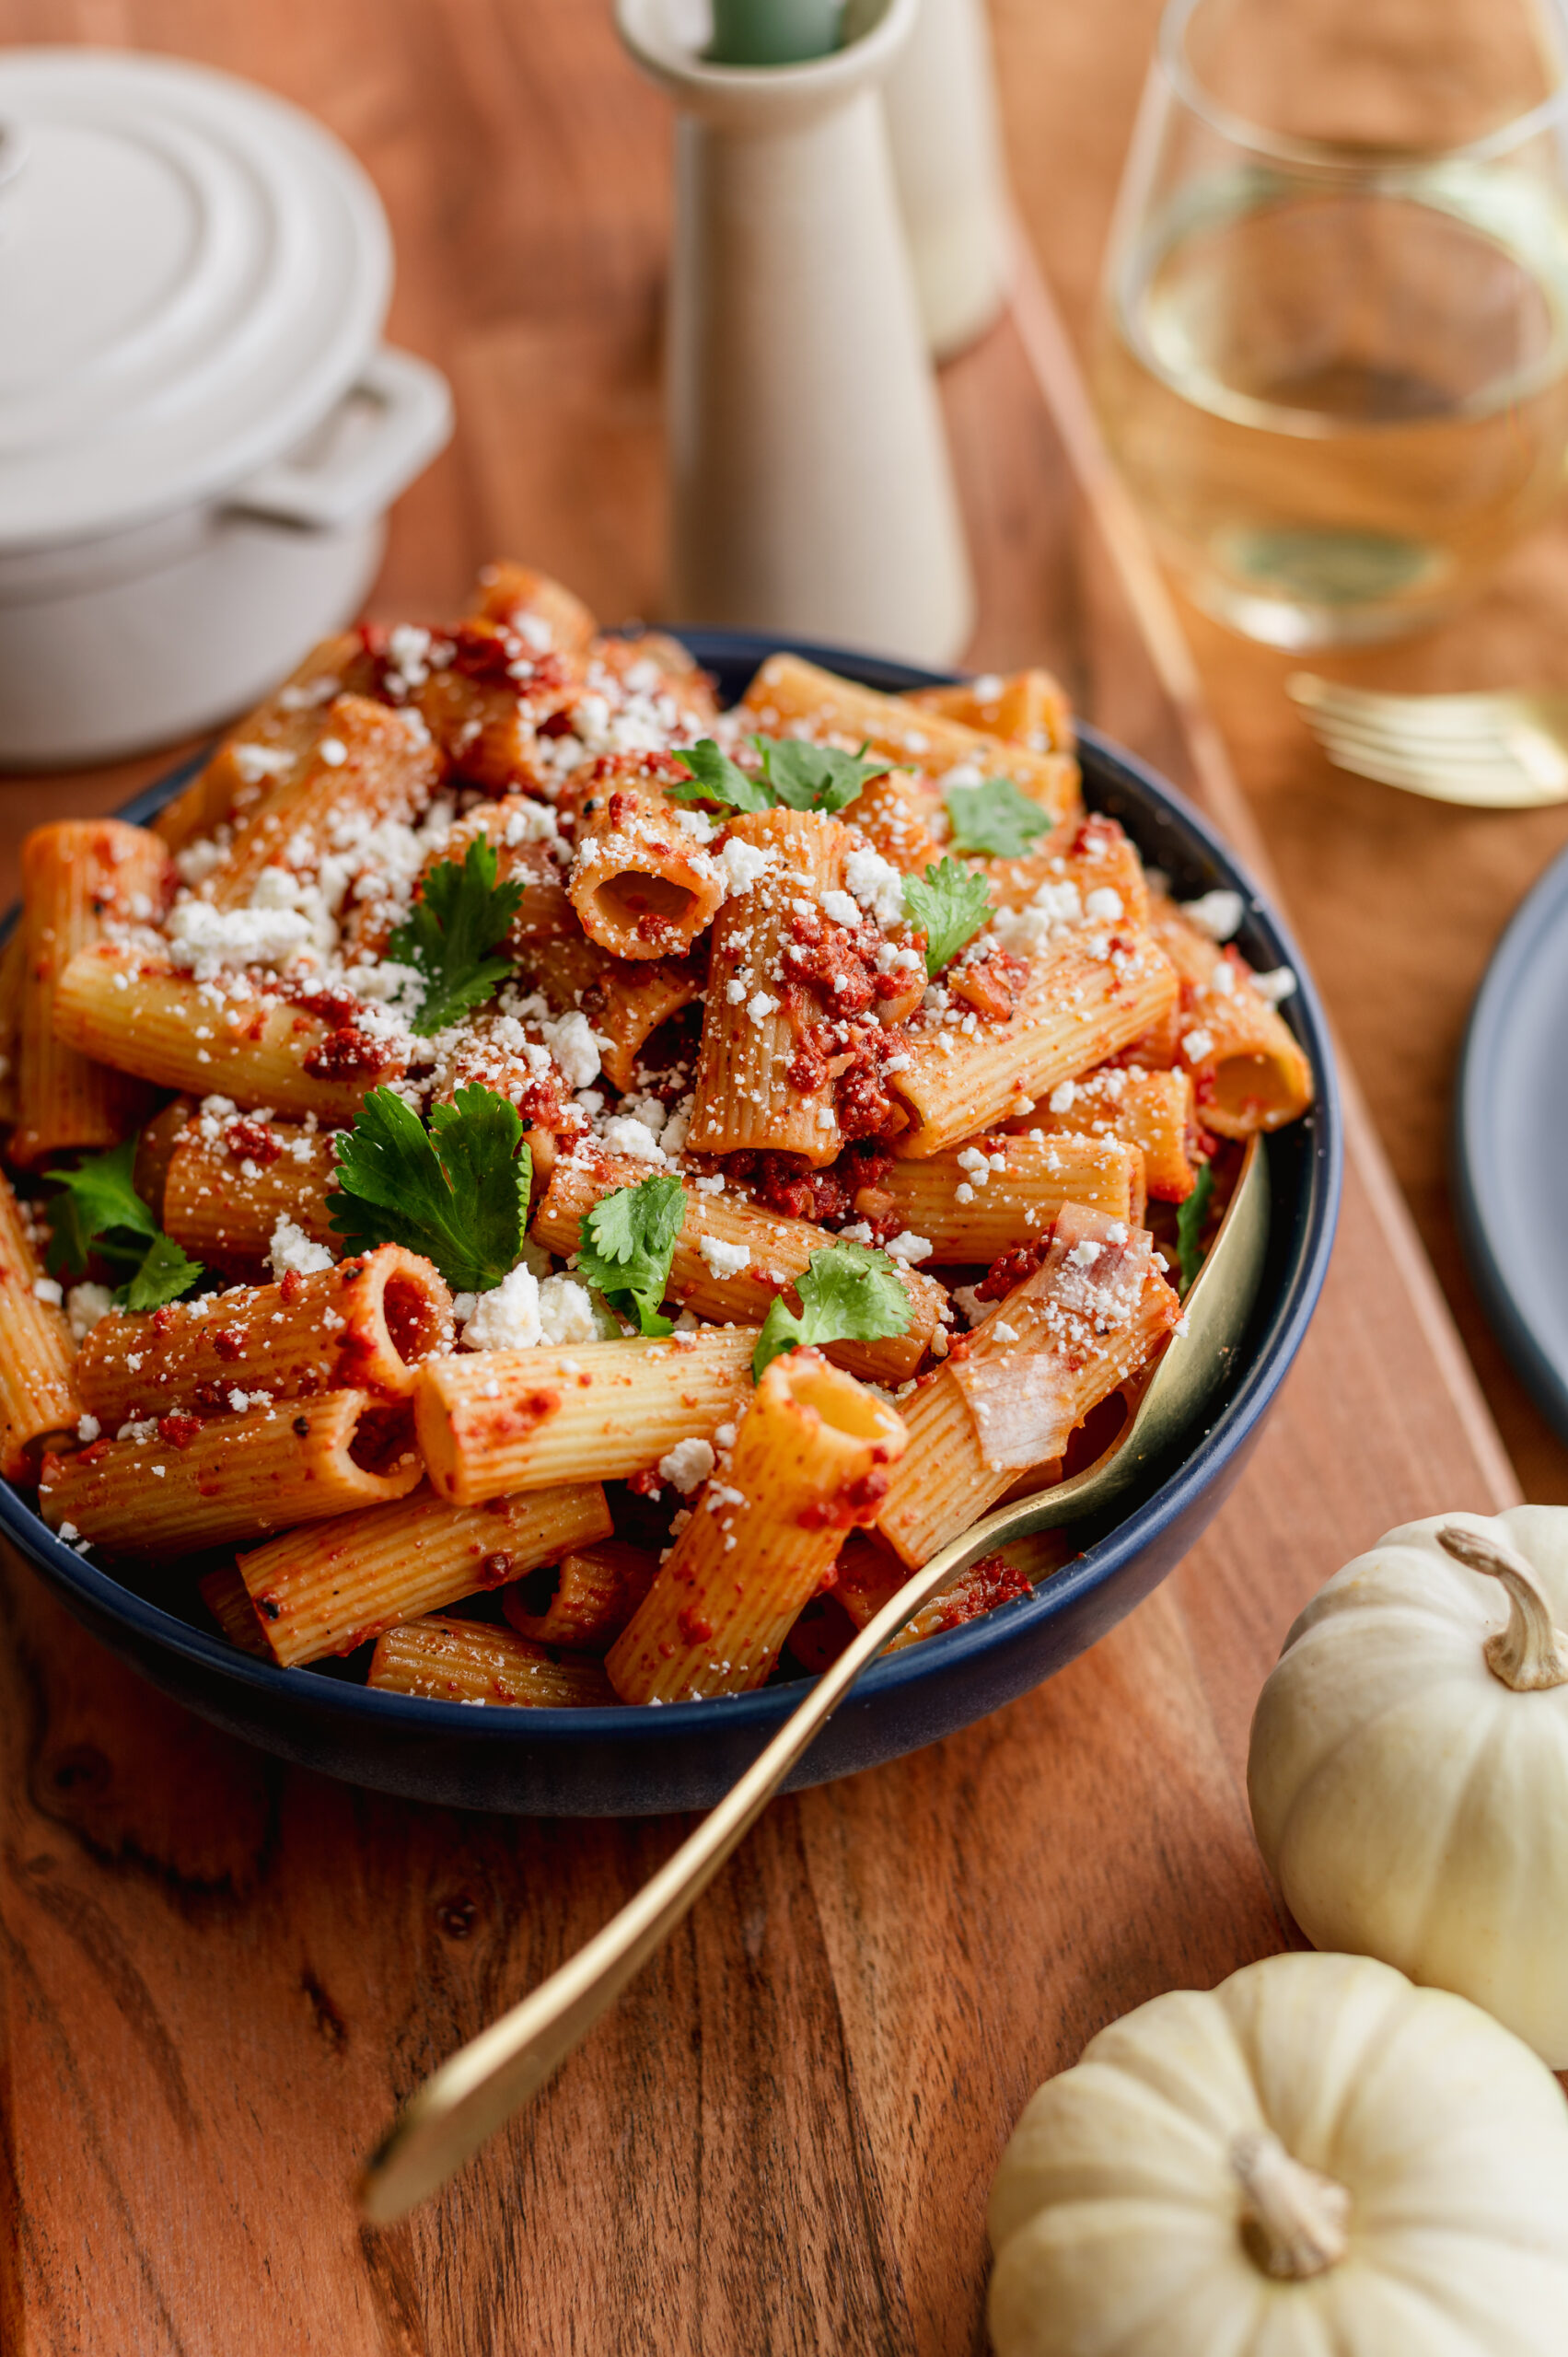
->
xmin=358 ymin=1136 xmax=1269 ymax=2222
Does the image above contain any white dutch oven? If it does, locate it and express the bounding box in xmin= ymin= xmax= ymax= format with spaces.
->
xmin=0 ymin=49 xmax=453 ymax=769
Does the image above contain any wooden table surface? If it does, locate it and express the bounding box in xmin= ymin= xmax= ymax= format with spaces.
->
xmin=0 ymin=5 xmax=1551 ymax=2351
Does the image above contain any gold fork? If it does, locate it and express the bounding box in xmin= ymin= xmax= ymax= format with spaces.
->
xmin=1287 ymin=674 xmax=1568 ymax=808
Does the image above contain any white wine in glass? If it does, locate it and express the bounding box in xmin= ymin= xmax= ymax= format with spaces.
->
xmin=1095 ymin=0 xmax=1568 ymax=648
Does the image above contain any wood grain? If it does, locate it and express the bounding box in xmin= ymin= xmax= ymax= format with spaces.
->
xmin=0 ymin=4 xmax=1531 ymax=2351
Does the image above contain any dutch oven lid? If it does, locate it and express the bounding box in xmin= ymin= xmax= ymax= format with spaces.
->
xmin=0 ymin=48 xmax=391 ymax=553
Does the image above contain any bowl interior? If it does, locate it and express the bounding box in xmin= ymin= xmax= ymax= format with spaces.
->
xmin=0 ymin=630 xmax=1342 ymax=1802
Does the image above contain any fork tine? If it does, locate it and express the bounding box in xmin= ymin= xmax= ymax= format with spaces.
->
xmin=1308 ymin=730 xmax=1568 ymax=807
xmin=1287 ymin=674 xmax=1524 ymax=731
xmin=1307 ymin=715 xmax=1525 ymax=780
xmin=1288 ymin=677 xmax=1515 ymax=744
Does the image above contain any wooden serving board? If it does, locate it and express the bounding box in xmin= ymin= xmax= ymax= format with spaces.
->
xmin=0 ymin=9 xmax=1518 ymax=2351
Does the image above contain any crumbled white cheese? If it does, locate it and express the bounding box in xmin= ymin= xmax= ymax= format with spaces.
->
xmin=76 ymin=1413 xmax=101 ymax=1443
xmin=1253 ymin=965 xmax=1297 ymax=1005
xmin=1180 ymin=888 xmax=1245 ymax=942
xmin=269 ymin=1215 xmax=333 ymax=1279
xmin=698 ymin=1234 xmax=751 ymax=1281
xmin=820 ymin=888 xmax=861 ymax=928
xmin=319 ymin=736 xmax=348 ymax=767
xmin=168 ymin=900 xmax=315 ymax=978
xmin=539 ymin=1010 xmax=602 ymax=1091
xmin=1084 ymin=887 xmax=1124 ymax=924
xmin=32 ymin=1276 xmax=63 ymax=1306
xmin=462 ymin=1263 xmax=541 ymax=1352
xmin=658 ymin=1437 xmax=716 ymax=1494
xmin=747 ymin=992 xmax=779 ymax=1023
xmin=230 ymin=742 xmax=296 ymax=786
xmin=718 ymin=838 xmax=776 ymax=898
xmin=1181 ymin=1028 xmax=1215 ymax=1062
xmin=843 ymin=844 xmax=906 ymax=927
xmin=1048 ymin=1080 xmax=1077 ymax=1114
xmin=66 ymin=1282 xmax=114 ymax=1340
xmin=601 ymin=1115 xmax=667 ymax=1164
xmin=537 ymin=1274 xmax=605 ymax=1346
xmin=883 ymin=1230 xmax=932 ymax=1265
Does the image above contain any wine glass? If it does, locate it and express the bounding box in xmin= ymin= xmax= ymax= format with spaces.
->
xmin=1093 ymin=0 xmax=1568 ymax=648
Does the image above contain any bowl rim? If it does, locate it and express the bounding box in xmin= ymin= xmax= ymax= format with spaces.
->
xmin=0 ymin=627 xmax=1342 ymax=1756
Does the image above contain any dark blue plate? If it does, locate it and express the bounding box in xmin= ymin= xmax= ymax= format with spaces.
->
xmin=1456 ymin=836 xmax=1568 ymax=1437
xmin=0 ymin=631 xmax=1341 ymax=1814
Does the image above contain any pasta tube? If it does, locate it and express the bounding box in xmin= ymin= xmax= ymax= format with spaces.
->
xmin=685 ymin=808 xmax=847 ymax=1162
xmin=568 ymin=777 xmax=726 ymax=958
xmin=607 ymin=1350 xmax=908 ymax=1702
xmin=910 ymin=667 xmax=1073 ymax=755
xmin=500 ymin=1538 xmax=657 ymax=1653
xmin=39 ymin=1390 xmax=423 ymax=1559
xmin=52 ymin=946 xmax=403 ymax=1122
xmin=414 ymin=1328 xmax=757 ymax=1505
xmin=531 ymin=1152 xmax=946 ymax=1380
xmin=14 ymin=821 xmax=172 ymax=1166
xmin=205 ymin=694 xmax=439 ymax=911
xmin=876 ymin=1203 xmax=1180 ymax=1567
xmin=162 ymin=1114 xmax=340 ymax=1275
xmin=873 ymin=1132 xmax=1144 ymax=1259
xmin=0 ymin=1168 xmax=78 ymax=1480
xmin=739 ymin=654 xmax=1080 ymax=824
xmin=891 ymin=931 xmax=1178 ymax=1158
xmin=367 ymin=1615 xmax=616 ymax=1707
xmin=1013 ymin=1064 xmax=1199 ymax=1202
xmin=511 ymin=930 xmax=702 ymax=1094
xmin=152 ymin=632 xmax=369 ymax=853
xmin=198 ymin=1563 xmax=271 ymax=1657
xmin=1148 ymin=897 xmax=1314 ymax=1137
xmin=75 ymin=1245 xmax=451 ymax=1426
xmin=238 ymin=1479 xmax=612 ymax=1666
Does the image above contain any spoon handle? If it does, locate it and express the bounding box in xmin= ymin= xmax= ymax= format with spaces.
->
xmin=357 ymin=1524 xmax=976 ymax=2222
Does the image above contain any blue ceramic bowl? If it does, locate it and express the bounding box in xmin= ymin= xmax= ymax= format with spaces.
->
xmin=0 ymin=632 xmax=1341 ymax=1814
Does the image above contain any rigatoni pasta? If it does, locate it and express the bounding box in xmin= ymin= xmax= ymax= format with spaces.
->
xmin=0 ymin=557 xmax=1313 ymax=1715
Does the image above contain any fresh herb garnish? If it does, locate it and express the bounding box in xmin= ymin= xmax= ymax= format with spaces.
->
xmin=901 ymin=858 xmax=994 ymax=978
xmin=388 ymin=838 xmax=524 ymax=1036
xmin=573 ymin=1173 xmax=687 ymax=1338
xmin=668 ymin=734 xmax=890 ymax=819
xmin=944 ymin=776 xmax=1049 ymax=859
xmin=326 ymin=1084 xmax=531 ymax=1293
xmin=1175 ymin=1162 xmax=1216 ymax=1296
xmin=43 ymin=1137 xmax=204 ymax=1311
xmin=753 ymin=1241 xmax=911 ymax=1380
xmin=666 ymin=740 xmax=773 ymax=817
xmin=759 ymin=737 xmax=889 ymax=814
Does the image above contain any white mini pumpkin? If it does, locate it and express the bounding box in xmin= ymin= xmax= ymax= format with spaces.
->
xmin=987 ymin=1950 xmax=1568 ymax=2357
xmin=1248 ymin=1507 xmax=1568 ymax=2062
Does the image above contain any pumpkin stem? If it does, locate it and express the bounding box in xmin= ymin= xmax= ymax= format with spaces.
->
xmin=1437 ymin=1525 xmax=1568 ymax=1692
xmin=1231 ymin=2129 xmax=1350 ymax=2280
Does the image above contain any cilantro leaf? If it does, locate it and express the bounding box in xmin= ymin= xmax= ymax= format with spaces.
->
xmin=757 ymin=736 xmax=889 ymax=815
xmin=388 ymin=838 xmax=524 ymax=1036
xmin=901 ymin=859 xmax=994 ymax=978
xmin=42 ymin=1136 xmax=204 ymax=1310
xmin=753 ymin=1241 xmax=911 ymax=1380
xmin=326 ymin=1084 xmax=531 ymax=1292
xmin=668 ymin=739 xmax=773 ymax=816
xmin=944 ymin=776 xmax=1049 ymax=859
xmin=122 ymin=1230 xmax=206 ymax=1312
xmin=1176 ymin=1161 xmax=1216 ymax=1297
xmin=668 ymin=734 xmax=890 ymax=819
xmin=573 ymin=1173 xmax=687 ymax=1338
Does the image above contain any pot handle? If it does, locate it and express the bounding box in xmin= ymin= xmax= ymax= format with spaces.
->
xmin=226 ymin=347 xmax=453 ymax=531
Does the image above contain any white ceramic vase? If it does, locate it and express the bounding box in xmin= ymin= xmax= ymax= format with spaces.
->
xmin=884 ymin=0 xmax=1013 ymax=357
xmin=616 ymin=0 xmax=975 ymax=667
